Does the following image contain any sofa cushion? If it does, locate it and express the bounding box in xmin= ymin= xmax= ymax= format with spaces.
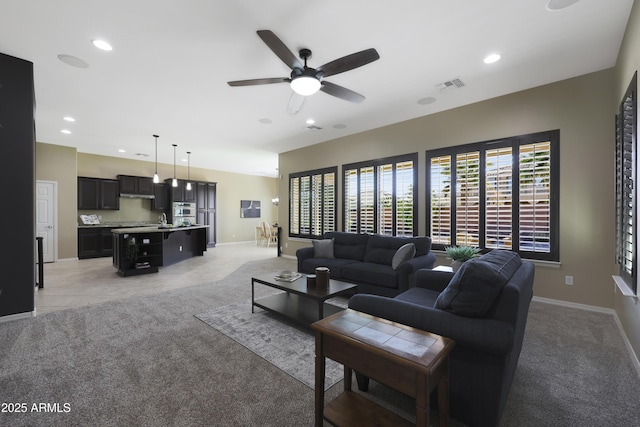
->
xmin=435 ymin=250 xmax=522 ymax=317
xmin=300 ymin=258 xmax=359 ymax=279
xmin=392 ymin=243 xmax=416 ymax=270
xmin=324 ymin=232 xmax=369 ymax=261
xmin=343 ymin=262 xmax=399 ymax=289
xmin=312 ymin=238 xmax=334 ymax=259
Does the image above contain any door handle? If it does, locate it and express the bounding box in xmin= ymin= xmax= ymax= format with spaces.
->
xmin=47 ymin=225 xmax=53 ymax=229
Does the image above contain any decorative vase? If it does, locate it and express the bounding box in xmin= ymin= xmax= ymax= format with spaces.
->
xmin=450 ymin=260 xmax=464 ymax=272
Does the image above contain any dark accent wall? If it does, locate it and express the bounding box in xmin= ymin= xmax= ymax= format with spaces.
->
xmin=0 ymin=52 xmax=35 ymax=316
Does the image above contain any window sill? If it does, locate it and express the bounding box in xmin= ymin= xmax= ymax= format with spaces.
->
xmin=612 ymin=275 xmax=638 ymax=298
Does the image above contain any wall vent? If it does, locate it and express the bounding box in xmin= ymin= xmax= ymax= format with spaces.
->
xmin=436 ymin=78 xmax=466 ymax=93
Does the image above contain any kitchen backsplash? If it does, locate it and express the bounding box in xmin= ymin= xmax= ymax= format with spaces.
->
xmin=78 ymin=197 xmax=161 ymax=225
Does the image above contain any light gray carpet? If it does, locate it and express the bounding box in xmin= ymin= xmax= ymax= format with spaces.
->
xmin=1 ymin=256 xmax=640 ymax=426
xmin=195 ymin=299 xmax=346 ymax=390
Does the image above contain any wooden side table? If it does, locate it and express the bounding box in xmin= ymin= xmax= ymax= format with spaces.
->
xmin=312 ymin=309 xmax=455 ymax=427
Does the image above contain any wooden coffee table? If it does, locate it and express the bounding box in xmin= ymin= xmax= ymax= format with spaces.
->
xmin=312 ymin=309 xmax=456 ymax=427
xmin=251 ymin=273 xmax=357 ymax=325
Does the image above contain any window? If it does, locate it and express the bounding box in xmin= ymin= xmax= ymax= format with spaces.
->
xmin=289 ymin=167 xmax=337 ymax=238
xmin=343 ymin=154 xmax=417 ymax=236
xmin=615 ymin=73 xmax=637 ymax=294
xmin=427 ymin=130 xmax=559 ymax=261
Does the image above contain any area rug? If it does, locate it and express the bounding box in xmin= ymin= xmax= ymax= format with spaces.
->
xmin=195 ymin=300 xmax=346 ymax=390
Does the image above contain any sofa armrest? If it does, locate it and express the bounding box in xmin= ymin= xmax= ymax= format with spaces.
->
xmin=415 ymin=269 xmax=455 ymax=292
xmin=395 ymin=252 xmax=437 ymax=292
xmin=348 ymin=294 xmax=514 ymax=356
xmin=296 ymin=246 xmax=314 ymax=272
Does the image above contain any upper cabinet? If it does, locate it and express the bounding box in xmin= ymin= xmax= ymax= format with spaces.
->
xmin=78 ymin=177 xmax=120 ymax=210
xmin=118 ymin=175 xmax=154 ymax=196
xmin=151 ymin=183 xmax=168 ymax=211
xmin=165 ymin=179 xmax=196 ymax=203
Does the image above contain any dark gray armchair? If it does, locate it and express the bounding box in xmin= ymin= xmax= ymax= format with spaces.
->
xmin=348 ymin=250 xmax=535 ymax=427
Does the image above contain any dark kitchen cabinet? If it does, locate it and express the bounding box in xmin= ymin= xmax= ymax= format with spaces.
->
xmin=78 ymin=177 xmax=120 ymax=210
xmin=151 ymin=183 xmax=168 ymax=211
xmin=118 ymin=175 xmax=154 ymax=196
xmin=196 ymin=181 xmax=217 ymax=247
xmin=166 ymin=179 xmax=196 ymax=203
xmin=78 ymin=227 xmax=114 ymax=259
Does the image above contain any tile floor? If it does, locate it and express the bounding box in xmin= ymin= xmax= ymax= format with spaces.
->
xmin=35 ymin=243 xmax=279 ymax=315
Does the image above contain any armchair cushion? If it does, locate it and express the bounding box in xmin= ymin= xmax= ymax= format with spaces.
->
xmin=435 ymin=250 xmax=522 ymax=317
xmin=312 ymin=238 xmax=335 ymax=259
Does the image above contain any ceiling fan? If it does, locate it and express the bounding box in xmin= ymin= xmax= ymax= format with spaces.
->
xmin=227 ymin=30 xmax=380 ymax=113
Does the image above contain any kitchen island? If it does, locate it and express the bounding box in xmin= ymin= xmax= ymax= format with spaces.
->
xmin=112 ymin=225 xmax=208 ymax=276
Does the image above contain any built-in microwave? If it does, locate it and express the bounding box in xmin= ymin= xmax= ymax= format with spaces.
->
xmin=173 ymin=202 xmax=195 ymax=217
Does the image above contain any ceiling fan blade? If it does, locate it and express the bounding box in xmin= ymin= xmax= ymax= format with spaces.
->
xmin=227 ymin=77 xmax=289 ymax=87
xmin=257 ymin=30 xmax=303 ymax=70
xmin=317 ymin=48 xmax=380 ymax=78
xmin=287 ymin=92 xmax=305 ymax=115
xmin=320 ymin=81 xmax=365 ymax=103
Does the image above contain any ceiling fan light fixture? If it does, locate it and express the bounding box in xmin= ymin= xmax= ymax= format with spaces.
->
xmin=290 ymin=76 xmax=321 ymax=96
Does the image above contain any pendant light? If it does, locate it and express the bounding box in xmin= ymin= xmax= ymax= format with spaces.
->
xmin=171 ymin=144 xmax=178 ymax=187
xmin=152 ymin=134 xmax=160 ymax=183
xmin=186 ymin=151 xmax=192 ymax=191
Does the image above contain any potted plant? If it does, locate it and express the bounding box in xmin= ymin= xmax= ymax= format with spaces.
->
xmin=445 ymin=246 xmax=480 ymax=271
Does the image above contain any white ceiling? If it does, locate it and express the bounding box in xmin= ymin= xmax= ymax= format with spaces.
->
xmin=0 ymin=0 xmax=634 ymax=178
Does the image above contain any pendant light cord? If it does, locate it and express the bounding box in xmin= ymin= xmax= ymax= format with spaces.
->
xmin=172 ymin=144 xmax=177 ymax=179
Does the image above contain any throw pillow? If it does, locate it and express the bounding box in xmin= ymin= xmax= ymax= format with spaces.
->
xmin=313 ymin=238 xmax=335 ymax=259
xmin=391 ymin=243 xmax=416 ymax=270
xmin=434 ymin=250 xmax=522 ymax=317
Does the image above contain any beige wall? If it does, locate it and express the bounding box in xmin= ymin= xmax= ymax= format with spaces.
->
xmin=36 ymin=144 xmax=278 ymax=259
xmin=36 ymin=143 xmax=78 ymax=259
xmin=279 ymin=68 xmax=615 ymax=312
xmin=614 ymin=0 xmax=640 ymax=368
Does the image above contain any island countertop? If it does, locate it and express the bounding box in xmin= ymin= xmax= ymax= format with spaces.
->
xmin=111 ymin=225 xmax=208 ymax=234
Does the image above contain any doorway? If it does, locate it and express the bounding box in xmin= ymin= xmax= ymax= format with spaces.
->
xmin=36 ymin=180 xmax=58 ymax=263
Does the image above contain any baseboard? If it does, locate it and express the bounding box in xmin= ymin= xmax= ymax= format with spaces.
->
xmin=532 ymin=296 xmax=614 ymax=314
xmin=0 ymin=310 xmax=36 ymax=323
xmin=281 ymin=254 xmax=296 ymax=260
xmin=533 ymin=296 xmax=640 ymax=378
xmin=216 ymin=241 xmax=259 ymax=246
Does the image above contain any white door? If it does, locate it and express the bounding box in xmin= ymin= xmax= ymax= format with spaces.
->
xmin=36 ymin=181 xmax=57 ymax=263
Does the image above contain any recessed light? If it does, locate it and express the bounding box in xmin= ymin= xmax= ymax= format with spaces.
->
xmin=546 ymin=0 xmax=579 ymax=11
xmin=92 ymin=39 xmax=113 ymax=51
xmin=306 ymin=119 xmax=315 ymax=125
xmin=333 ymin=124 xmax=347 ymax=130
xmin=61 ymin=129 xmax=71 ymax=134
xmin=484 ymin=54 xmax=501 ymax=64
xmin=57 ymin=54 xmax=89 ymax=68
xmin=259 ymin=118 xmax=272 ymax=124
xmin=63 ymin=116 xmax=75 ymax=122
xmin=417 ymin=97 xmax=437 ymax=105
xmin=118 ymin=149 xmax=126 ymax=153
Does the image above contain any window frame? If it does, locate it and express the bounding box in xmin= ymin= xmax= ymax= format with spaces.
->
xmin=342 ymin=153 xmax=418 ymax=236
xmin=288 ymin=166 xmax=337 ymax=239
xmin=615 ymin=72 xmax=637 ymax=294
xmin=426 ymin=130 xmax=560 ymax=261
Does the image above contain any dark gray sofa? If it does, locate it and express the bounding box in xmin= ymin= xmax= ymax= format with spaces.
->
xmin=296 ymin=231 xmax=436 ymax=297
xmin=348 ymin=250 xmax=534 ymax=427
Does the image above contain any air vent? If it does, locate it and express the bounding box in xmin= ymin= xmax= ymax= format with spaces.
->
xmin=436 ymin=78 xmax=466 ymax=93
xmin=306 ymin=125 xmax=322 ymax=131
xmin=135 ymin=153 xmax=150 ymax=157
